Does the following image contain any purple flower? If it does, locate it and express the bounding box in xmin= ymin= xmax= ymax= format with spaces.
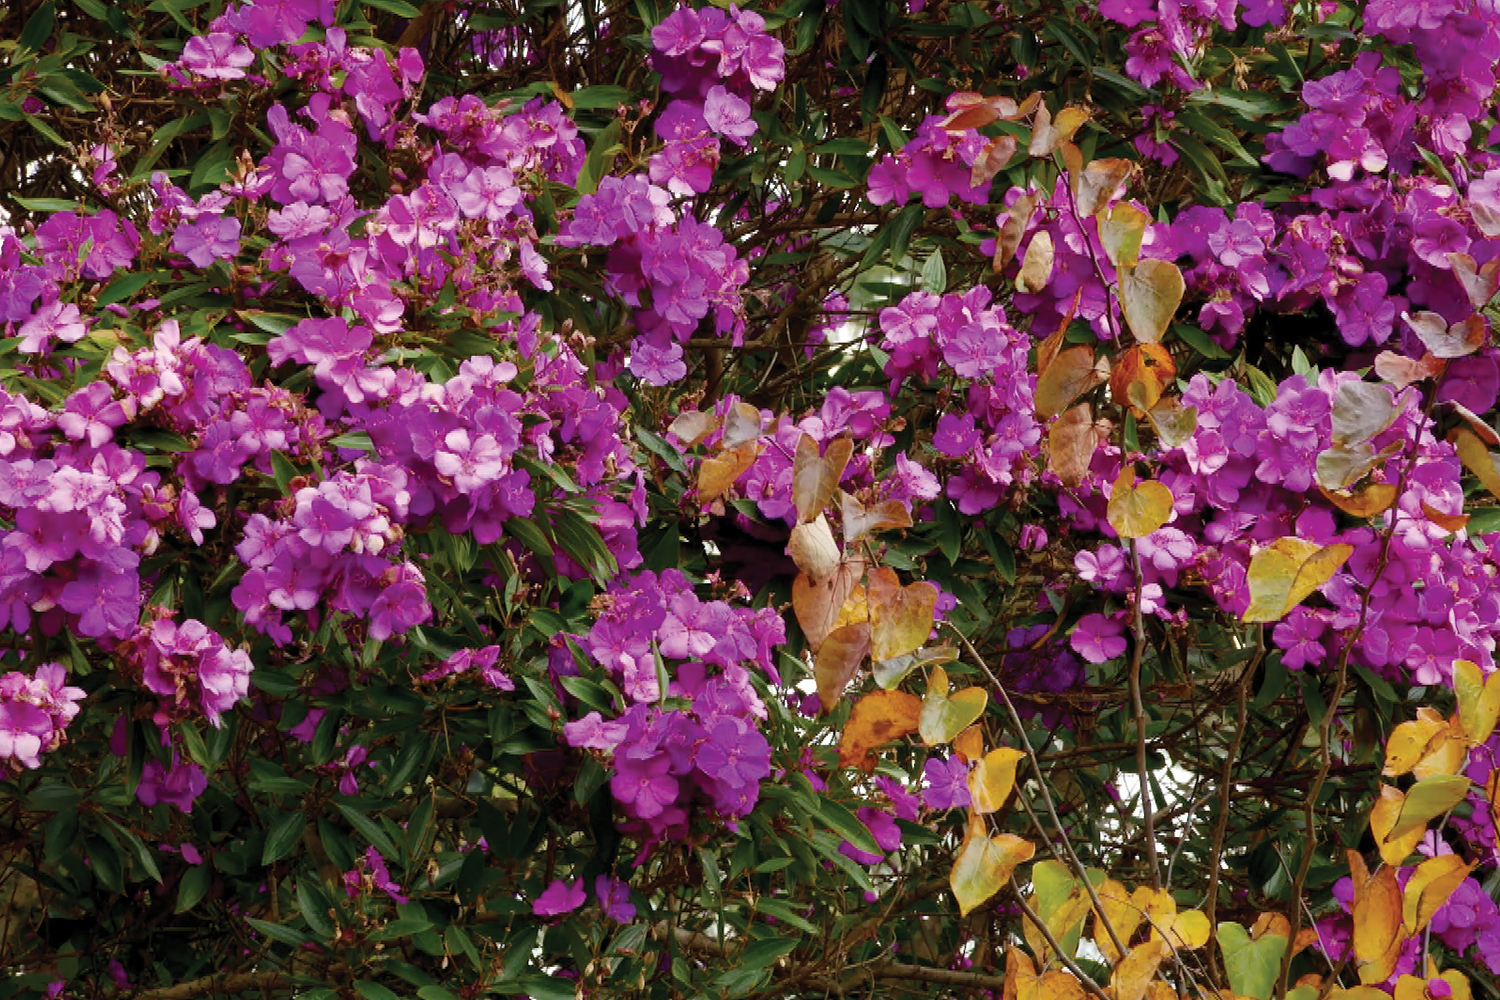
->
xmin=59 ymin=569 xmax=140 ymax=638
xmin=922 ymin=755 xmax=971 ymax=811
xmin=703 ymin=86 xmax=757 ymax=145
xmin=179 ymin=33 xmax=256 ymax=80
xmin=611 ymin=751 xmax=679 ymax=819
xmin=595 ymin=875 xmax=636 ymax=922
xmin=839 ymin=806 xmax=902 ymax=865
xmin=533 ymin=878 xmax=587 ymax=917
xmin=1070 ymin=613 xmax=1128 ymax=664
xmin=137 ymin=753 xmax=209 ymax=813
xmin=18 ymin=300 xmax=87 ymax=355
xmin=172 ymin=215 xmax=243 ymax=268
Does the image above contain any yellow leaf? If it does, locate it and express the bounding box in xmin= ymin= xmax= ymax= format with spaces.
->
xmin=1453 ymin=427 xmax=1500 ymax=499
xmin=838 ymin=689 xmax=922 ymax=771
xmin=868 ymin=567 xmax=939 ymax=662
xmin=954 ymin=724 xmax=984 ymax=763
xmin=1035 ymin=345 xmax=1109 ymax=419
xmin=1402 ymin=854 xmax=1473 ymax=935
xmin=950 ymin=814 xmax=1034 ymax=916
xmin=1352 ymin=865 xmax=1405 ymax=985
xmin=1242 ymin=538 xmax=1353 ymax=623
xmin=1100 ymin=203 xmax=1149 ymax=269
xmin=969 ymin=747 xmax=1026 ymax=814
xmin=1107 ymin=467 xmax=1174 ymax=539
xmin=1017 ymin=231 xmax=1056 ymax=294
xmin=1112 ymin=939 xmax=1171 ymax=1000
xmin=792 ymin=435 xmax=853 ymax=524
xmin=1118 ymin=259 xmax=1184 ymax=345
xmin=1162 ymin=910 xmax=1212 ymax=950
xmin=1384 ymin=708 xmax=1449 ymax=777
xmin=814 ymin=622 xmax=870 ymax=713
xmin=1370 ymin=784 xmax=1426 ymax=866
xmin=919 ymin=665 xmax=989 ymax=746
xmin=1388 ymin=774 xmax=1472 ymax=840
xmin=1092 ymin=879 xmax=1144 ymax=963
xmin=1454 ymin=658 xmax=1500 ymax=746
xmin=1411 ymin=729 xmax=1467 ymax=780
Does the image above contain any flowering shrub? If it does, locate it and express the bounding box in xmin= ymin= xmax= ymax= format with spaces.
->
xmin=3 ymin=0 xmax=1500 ymax=998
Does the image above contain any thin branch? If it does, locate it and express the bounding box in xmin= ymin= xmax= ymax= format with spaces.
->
xmin=134 ymin=973 xmax=292 ymax=1000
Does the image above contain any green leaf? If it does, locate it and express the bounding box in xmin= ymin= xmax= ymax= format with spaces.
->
xmin=1171 ymin=323 xmax=1230 ymax=360
xmin=270 ymin=451 xmax=299 ymax=495
xmin=814 ymin=797 xmax=882 ymax=858
xmin=297 ymin=879 xmax=335 ymax=940
xmin=175 ymin=863 xmax=212 ymax=913
xmin=920 ymin=250 xmax=947 ymax=295
xmin=335 ymin=802 xmax=402 ymax=861
xmin=9 ymin=196 xmax=82 ymax=214
xmin=569 ymin=85 xmax=633 ymax=110
xmin=738 ymin=937 xmax=798 ymax=970
xmin=262 ymin=811 xmax=306 ymax=866
xmin=18 ymin=2 xmax=56 ymax=53
xmin=86 ymin=835 xmax=124 ymax=893
xmin=246 ymin=917 xmax=311 ymax=946
xmin=361 ymin=0 xmax=422 ymax=15
xmin=1217 ymin=922 xmax=1287 ymax=1000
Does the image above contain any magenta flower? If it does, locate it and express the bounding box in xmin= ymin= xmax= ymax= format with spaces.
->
xmin=179 ymin=32 xmax=256 ymax=80
xmin=533 ymin=878 xmax=587 ymax=917
xmin=595 ymin=875 xmax=636 ymax=922
xmin=1070 ymin=613 xmax=1129 ymax=664
xmin=137 ymin=753 xmax=209 ymax=813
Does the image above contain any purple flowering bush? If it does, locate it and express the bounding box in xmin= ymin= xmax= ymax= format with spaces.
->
xmin=1 ymin=0 xmax=1500 ymax=997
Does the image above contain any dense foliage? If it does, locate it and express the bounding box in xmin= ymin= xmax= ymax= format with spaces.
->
xmin=3 ymin=0 xmax=1500 ymax=998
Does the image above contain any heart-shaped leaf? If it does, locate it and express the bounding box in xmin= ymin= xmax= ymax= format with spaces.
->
xmin=1107 ymin=467 xmax=1174 ymax=539
xmin=793 ymin=435 xmax=853 ymax=524
xmin=919 ymin=665 xmax=988 ymax=746
xmin=1144 ymin=397 xmax=1197 ymax=448
xmin=1370 ymin=784 xmax=1426 ymax=865
xmin=1242 ymin=537 xmax=1353 ymax=623
xmin=868 ymin=567 xmax=939 ymax=662
xmin=872 ymin=644 xmax=956 ymax=690
xmin=721 ymin=400 xmax=763 ymax=447
xmin=1112 ymin=939 xmax=1170 ymax=1000
xmin=1035 ymin=345 xmax=1109 ymax=419
xmin=1217 ymin=922 xmax=1288 ymax=1000
xmin=1331 ymin=381 xmax=1398 ymax=446
xmin=669 ymin=410 xmax=719 ymax=448
xmin=1454 ymin=427 xmax=1500 ymax=499
xmin=1454 ymin=658 xmax=1500 ymax=745
xmin=815 ymin=622 xmax=870 ymax=712
xmin=994 ymin=192 xmax=1039 ymax=272
xmin=1318 ymin=482 xmax=1399 ymax=518
xmin=950 ymin=813 xmax=1033 ymax=916
xmin=1375 ymin=350 xmax=1445 ymax=388
xmin=1048 ymin=403 xmax=1105 ymax=487
xmin=1448 ymin=252 xmax=1500 ymax=309
xmin=1405 ymin=310 xmax=1486 ymax=359
xmin=1352 ymin=864 xmax=1405 ymax=985
xmin=1110 ymin=343 xmax=1176 ymax=413
xmin=1383 ymin=708 xmax=1449 ymax=777
xmin=1118 ymin=259 xmax=1184 ymax=345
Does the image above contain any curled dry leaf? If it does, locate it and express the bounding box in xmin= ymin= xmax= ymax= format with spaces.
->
xmin=698 ymin=442 xmax=761 ymax=502
xmin=1242 ymin=537 xmax=1353 ymax=623
xmin=1110 ymin=343 xmax=1176 ymax=414
xmin=792 ymin=434 xmax=853 ymax=524
xmin=868 ymin=566 xmax=940 ymax=662
xmin=1107 ymin=467 xmax=1174 ymax=539
xmin=1450 ymin=399 xmax=1500 ymax=445
xmin=1448 ymin=252 xmax=1500 ymax=309
xmin=1404 ymin=310 xmax=1487 ymax=359
xmin=1099 ymin=202 xmax=1149 ymax=268
xmin=1035 ymin=345 xmax=1109 ymax=419
xmin=668 ymin=410 xmax=720 ymax=448
xmin=1016 ymin=230 xmax=1055 ymax=294
xmin=837 ymin=688 xmax=921 ymax=770
xmin=792 ymin=558 xmax=864 ymax=652
xmin=1374 ymin=350 xmax=1445 ymax=388
xmin=971 ymin=133 xmax=1019 ymax=188
xmin=1421 ymin=501 xmax=1470 ymax=533
xmin=1048 ymin=403 xmax=1104 ymax=488
xmin=1075 ymin=158 xmax=1134 ymax=217
xmin=814 ymin=621 xmax=871 ymax=712
xmin=994 ymin=191 xmax=1040 ymax=273
xmin=843 ymin=491 xmax=914 ymax=545
xmin=721 ymin=400 xmax=764 ymax=447
xmin=1118 ymin=259 xmax=1185 ymax=344
xmin=787 ymin=514 xmax=841 ymax=578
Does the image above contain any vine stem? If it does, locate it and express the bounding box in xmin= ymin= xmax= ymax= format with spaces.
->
xmin=1127 ymin=538 xmax=1161 ymax=890
xmin=952 ymin=627 xmax=1131 ymax=961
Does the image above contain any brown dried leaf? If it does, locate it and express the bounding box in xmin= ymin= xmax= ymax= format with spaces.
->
xmin=698 ymin=442 xmax=760 ymax=502
xmin=1035 ymin=345 xmax=1109 ymax=419
xmin=1017 ymin=231 xmax=1055 ymax=294
xmin=1075 ymin=158 xmax=1135 ymax=217
xmin=815 ymin=621 xmax=871 ymax=712
xmin=971 ymin=134 xmax=1019 ymax=188
xmin=792 ymin=559 xmax=864 ymax=652
xmin=669 ymin=410 xmax=720 ymax=448
xmin=843 ymin=492 xmax=914 ymax=545
xmin=1048 ymin=403 xmax=1103 ymax=487
xmin=994 ymin=192 xmax=1040 ymax=273
xmin=793 ymin=434 xmax=853 ymax=523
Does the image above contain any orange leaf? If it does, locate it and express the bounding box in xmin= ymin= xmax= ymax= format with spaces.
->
xmin=1075 ymin=158 xmax=1134 ymax=217
xmin=1421 ymin=502 xmax=1470 ymax=532
xmin=843 ymin=492 xmax=913 ymax=545
xmin=1049 ymin=403 xmax=1105 ymax=488
xmin=1318 ymin=482 xmax=1399 ymax=518
xmin=1107 ymin=467 xmax=1174 ymax=539
xmin=950 ymin=813 xmax=1034 ymax=916
xmin=1242 ymin=537 xmax=1353 ymax=623
xmin=1352 ymin=865 xmax=1405 ymax=985
xmin=1017 ymin=231 xmax=1055 ymax=294
xmin=867 ymin=567 xmax=940 ymax=662
xmin=1374 ymin=351 xmax=1444 ymax=388
xmin=953 ymin=724 xmax=984 ymax=763
xmin=1112 ymin=939 xmax=1171 ymax=1000
xmin=969 ymin=747 xmax=1025 ymax=814
xmin=837 ymin=689 xmax=921 ymax=770
xmin=994 ymin=192 xmax=1040 ymax=273
xmin=815 ymin=621 xmax=870 ymax=712
xmin=698 ymin=442 xmax=760 ymax=502
xmin=793 ymin=435 xmax=853 ymax=524
xmin=1111 ymin=344 xmax=1177 ymax=414
xmin=1118 ymin=259 xmax=1184 ymax=345
xmin=1035 ymin=345 xmax=1109 ymax=419
xmin=792 ymin=559 xmax=864 ymax=652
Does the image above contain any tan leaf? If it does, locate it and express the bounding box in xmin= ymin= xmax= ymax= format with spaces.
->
xmin=1112 ymin=939 xmax=1171 ymax=1000
xmin=1035 ymin=345 xmax=1109 ymax=419
xmin=792 ymin=559 xmax=864 ymax=652
xmin=698 ymin=442 xmax=760 ymax=502
xmin=1351 ymin=864 xmax=1405 ymax=985
xmin=722 ymin=400 xmax=763 ymax=447
xmin=1017 ymin=231 xmax=1055 ymax=294
xmin=843 ymin=491 xmax=914 ymax=545
xmin=1119 ymin=259 xmax=1185 ymax=345
xmin=669 ymin=410 xmax=720 ymax=448
xmin=1242 ymin=537 xmax=1353 ymax=623
xmin=815 ymin=621 xmax=871 ymax=712
xmin=972 ymin=134 xmax=1019 ymax=188
xmin=1374 ymin=351 xmax=1445 ymax=388
xmin=793 ymin=434 xmax=853 ymax=524
xmin=951 ymin=814 xmax=1034 ymax=916
xmin=1453 ymin=427 xmax=1500 ymax=498
xmin=1145 ymin=397 xmax=1198 ymax=448
xmin=1075 ymin=158 xmax=1134 ymax=217
xmin=1448 ymin=253 xmax=1500 ymax=310
xmin=1049 ymin=403 xmax=1103 ymax=487
xmin=1405 ymin=310 xmax=1487 ymax=359
xmin=788 ymin=514 xmax=841 ymax=578
xmin=1110 ymin=343 xmax=1177 ymax=414
xmin=994 ymin=192 xmax=1040 ymax=273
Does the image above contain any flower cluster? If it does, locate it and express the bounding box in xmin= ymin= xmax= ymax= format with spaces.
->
xmin=0 ymin=663 xmax=84 ymax=772
xmin=121 ymin=615 xmax=254 ymax=727
xmin=866 ymin=116 xmax=992 ymax=208
xmin=563 ymin=569 xmax=785 ymax=844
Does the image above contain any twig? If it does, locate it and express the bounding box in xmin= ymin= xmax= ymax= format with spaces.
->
xmin=1127 ymin=539 xmax=1161 ymax=890
xmin=135 ymin=973 xmax=292 ymax=1000
xmin=1009 ymin=878 xmax=1112 ymax=1000
xmin=1205 ymin=628 xmax=1263 ymax=985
